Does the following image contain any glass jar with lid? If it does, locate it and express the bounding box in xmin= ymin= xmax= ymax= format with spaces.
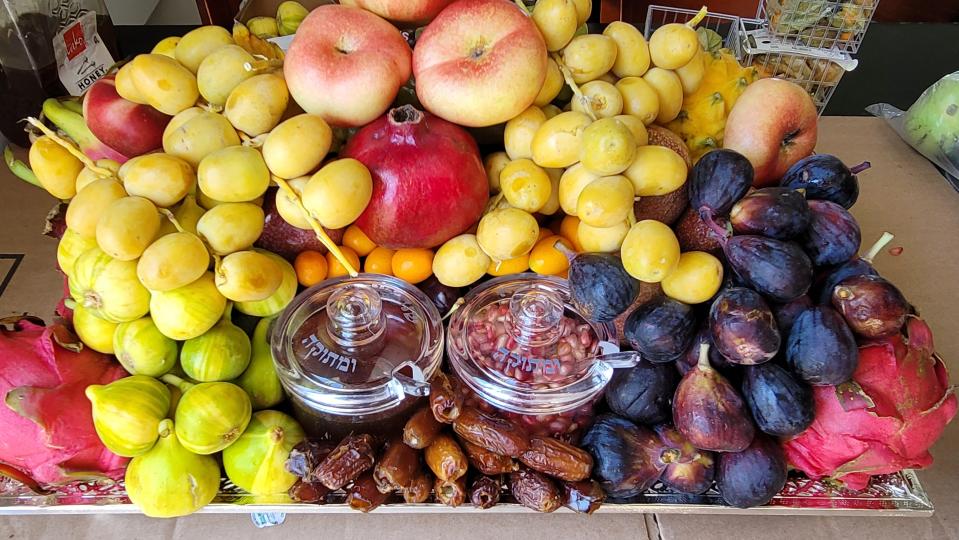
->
xmin=446 ymin=274 xmax=639 ymax=440
xmin=271 ymin=274 xmax=444 ymax=440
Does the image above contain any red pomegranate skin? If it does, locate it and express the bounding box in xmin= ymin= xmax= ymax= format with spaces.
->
xmin=343 ymin=105 xmax=489 ymax=249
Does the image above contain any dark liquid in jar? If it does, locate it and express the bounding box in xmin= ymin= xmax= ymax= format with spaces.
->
xmin=0 ymin=13 xmax=64 ymax=147
xmin=0 ymin=13 xmax=118 ymax=147
xmin=288 ymin=300 xmax=427 ymax=440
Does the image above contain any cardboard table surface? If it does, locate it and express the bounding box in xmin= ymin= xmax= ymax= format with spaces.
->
xmin=0 ymin=117 xmax=957 ymax=540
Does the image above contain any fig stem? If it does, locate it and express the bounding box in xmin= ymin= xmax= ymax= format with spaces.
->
xmin=441 ymin=297 xmax=465 ymax=321
xmin=272 ymin=175 xmax=359 ymax=277
xmin=3 ymin=146 xmax=40 ymax=188
xmin=697 ymin=343 xmax=712 ymax=372
xmin=849 ymin=161 xmax=872 ymax=174
xmin=160 ymin=373 xmax=195 ymax=393
xmin=25 ymin=116 xmax=113 ymax=176
xmin=687 ymin=6 xmax=709 ymax=27
xmin=698 ymin=207 xmax=730 ymax=245
xmin=862 ymin=231 xmax=894 ymax=263
xmin=222 ymin=301 xmax=234 ymax=322
xmin=551 ymin=53 xmax=597 ymax=121
xmin=63 ymin=298 xmax=77 ymax=310
xmin=553 ymin=239 xmax=577 ymax=262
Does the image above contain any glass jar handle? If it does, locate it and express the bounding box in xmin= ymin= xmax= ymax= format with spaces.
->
xmin=391 ymin=360 xmax=431 ymax=397
xmin=594 ymin=340 xmax=641 ymax=369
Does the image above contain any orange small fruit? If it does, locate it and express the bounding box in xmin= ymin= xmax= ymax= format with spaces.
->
xmin=294 ymin=250 xmax=328 ymax=287
xmin=343 ymin=224 xmax=377 ymax=256
xmin=559 ymin=214 xmax=583 ymax=252
xmin=326 ymin=246 xmax=361 ymax=279
xmin=529 ymin=235 xmax=573 ymax=275
xmin=364 ymin=246 xmax=395 ymax=275
xmin=487 ymin=254 xmax=530 ymax=276
xmin=392 ymin=248 xmax=434 ymax=284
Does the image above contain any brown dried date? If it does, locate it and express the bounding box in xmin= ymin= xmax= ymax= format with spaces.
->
xmin=434 ymin=475 xmax=467 ymax=507
xmin=288 ymin=479 xmax=331 ymax=503
xmin=561 ymin=480 xmax=606 ymax=514
xmin=402 ymin=470 xmax=434 ymax=504
xmin=424 ymin=433 xmax=468 ymax=481
xmin=453 ymin=407 xmax=530 ymax=457
xmin=373 ymin=437 xmax=420 ymax=493
xmin=519 ymin=436 xmax=594 ymax=481
xmin=285 ymin=440 xmax=334 ymax=478
xmin=460 ymin=439 xmax=518 ymax=475
xmin=510 ymin=468 xmax=562 ymax=513
xmin=313 ymin=434 xmax=376 ymax=490
xmin=430 ymin=371 xmax=463 ymax=424
xmin=469 ymin=475 xmax=502 ymax=509
xmin=347 ymin=471 xmax=390 ymax=513
xmin=403 ymin=406 xmax=443 ymax=449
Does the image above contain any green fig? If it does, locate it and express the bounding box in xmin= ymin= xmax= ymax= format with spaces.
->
xmin=73 ymin=303 xmax=118 ymax=354
xmin=223 ymin=410 xmax=305 ymax=495
xmin=235 ymin=250 xmax=297 ymax=317
xmin=86 ymin=375 xmax=171 ymax=457
xmin=276 ymin=1 xmax=308 ymax=36
xmin=235 ymin=316 xmax=284 ymax=410
xmin=125 ymin=418 xmax=221 ymax=518
xmin=113 ymin=316 xmax=178 ymax=376
xmin=164 ymin=374 xmax=252 ymax=455
xmin=180 ymin=304 xmax=251 ymax=382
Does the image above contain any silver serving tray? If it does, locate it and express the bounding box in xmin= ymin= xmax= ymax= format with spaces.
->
xmin=0 ymin=470 xmax=933 ymax=516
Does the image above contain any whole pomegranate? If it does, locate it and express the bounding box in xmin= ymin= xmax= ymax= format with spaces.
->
xmin=784 ymin=316 xmax=956 ymax=490
xmin=343 ymin=105 xmax=489 ymax=249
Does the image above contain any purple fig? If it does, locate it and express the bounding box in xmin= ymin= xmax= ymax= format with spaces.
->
xmin=781 ymin=155 xmax=867 ymax=209
xmin=723 ymin=235 xmax=813 ymax=302
xmin=654 ymin=425 xmax=716 ymax=495
xmin=813 ymin=231 xmax=894 ymax=304
xmin=800 ymin=200 xmax=861 ymax=266
xmin=606 ymin=359 xmax=680 ymax=425
xmin=673 ymin=344 xmax=755 ymax=452
xmin=580 ymin=415 xmax=669 ymax=498
xmin=729 ymin=187 xmax=810 ymax=240
xmin=709 ymin=287 xmax=780 ymax=365
xmin=772 ymin=294 xmax=814 ymax=335
xmin=717 ymin=434 xmax=787 ymax=508
xmin=624 ymin=297 xmax=698 ymax=363
xmin=786 ymin=306 xmax=859 ymax=386
xmin=689 ymin=149 xmax=754 ymax=217
xmin=832 ymin=274 xmax=909 ymax=338
xmin=676 ymin=324 xmax=737 ymax=376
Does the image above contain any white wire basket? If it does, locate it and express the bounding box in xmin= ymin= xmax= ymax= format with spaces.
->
xmin=643 ymin=5 xmax=857 ymax=115
xmin=757 ymin=0 xmax=879 ymax=54
xmin=737 ymin=17 xmax=858 ymax=113
xmin=643 ymin=5 xmax=742 ymax=47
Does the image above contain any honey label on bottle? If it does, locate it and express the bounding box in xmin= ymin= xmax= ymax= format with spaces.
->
xmin=53 ymin=11 xmax=114 ymax=96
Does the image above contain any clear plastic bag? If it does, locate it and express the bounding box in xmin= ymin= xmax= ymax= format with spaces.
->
xmin=867 ymin=71 xmax=959 ymax=188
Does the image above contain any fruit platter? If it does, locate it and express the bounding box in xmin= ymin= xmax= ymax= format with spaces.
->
xmin=0 ymin=0 xmax=955 ymax=519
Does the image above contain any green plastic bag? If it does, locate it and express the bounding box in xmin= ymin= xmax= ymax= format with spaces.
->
xmin=868 ymin=71 xmax=959 ymax=188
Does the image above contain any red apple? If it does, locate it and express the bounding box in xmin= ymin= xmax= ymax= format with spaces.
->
xmin=413 ymin=0 xmax=547 ymax=128
xmin=338 ymin=0 xmax=457 ymax=25
xmin=82 ymin=75 xmax=170 ymax=158
xmin=284 ymin=5 xmax=412 ymax=128
xmin=723 ymin=78 xmax=818 ymax=187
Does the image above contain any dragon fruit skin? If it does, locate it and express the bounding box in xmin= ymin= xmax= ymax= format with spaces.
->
xmin=0 ymin=317 xmax=128 ymax=489
xmin=784 ymin=317 xmax=957 ymax=490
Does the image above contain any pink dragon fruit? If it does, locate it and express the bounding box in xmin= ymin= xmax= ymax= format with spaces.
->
xmin=0 ymin=316 xmax=128 ymax=492
xmin=784 ymin=316 xmax=957 ymax=490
